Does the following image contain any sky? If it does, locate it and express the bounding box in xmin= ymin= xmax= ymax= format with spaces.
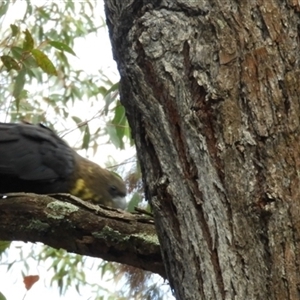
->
xmin=0 ymin=1 xmax=139 ymax=299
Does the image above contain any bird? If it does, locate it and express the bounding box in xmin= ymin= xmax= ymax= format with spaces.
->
xmin=0 ymin=122 xmax=126 ymax=209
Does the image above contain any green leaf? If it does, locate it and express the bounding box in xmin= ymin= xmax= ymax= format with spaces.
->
xmin=110 ymin=102 xmax=126 ymax=149
xmin=0 ymin=241 xmax=10 ymax=254
xmin=107 ymin=82 xmax=119 ymax=93
xmin=106 ymin=125 xmax=121 ymax=149
xmin=11 ymin=46 xmax=23 ymax=60
xmin=23 ymin=53 xmax=39 ymax=69
xmin=23 ymin=29 xmax=34 ymax=51
xmin=72 ymin=116 xmax=82 ymax=125
xmin=1 ymin=55 xmax=20 ymax=71
xmin=0 ymin=291 xmax=7 ymax=300
xmin=113 ymin=103 xmax=126 ymax=124
xmin=25 ymin=67 xmax=41 ymax=81
xmin=38 ymin=8 xmax=51 ymax=20
xmin=19 ymin=89 xmax=29 ymax=99
xmin=10 ymin=24 xmax=19 ymax=36
xmin=103 ymin=82 xmax=119 ymax=114
xmin=13 ymin=69 xmax=26 ymax=107
xmin=31 ymin=49 xmax=57 ymax=76
xmin=24 ymin=1 xmax=33 ymax=17
xmin=49 ymin=41 xmax=76 ymax=56
xmin=82 ymin=125 xmax=90 ymax=149
xmin=124 ymin=123 xmax=134 ymax=146
xmin=0 ymin=1 xmax=9 ymax=18
xmin=71 ymin=85 xmax=82 ymax=99
xmin=98 ymin=86 xmax=107 ymax=96
xmin=127 ymin=192 xmax=142 ymax=213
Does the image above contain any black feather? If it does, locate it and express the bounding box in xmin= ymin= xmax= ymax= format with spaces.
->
xmin=0 ymin=123 xmax=75 ymax=193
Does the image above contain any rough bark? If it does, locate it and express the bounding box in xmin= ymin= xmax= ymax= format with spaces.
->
xmin=0 ymin=193 xmax=164 ymax=277
xmin=105 ymin=0 xmax=300 ymax=299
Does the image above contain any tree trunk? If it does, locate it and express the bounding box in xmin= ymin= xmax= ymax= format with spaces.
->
xmin=104 ymin=1 xmax=300 ymax=299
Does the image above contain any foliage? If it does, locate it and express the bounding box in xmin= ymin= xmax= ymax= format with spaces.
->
xmin=0 ymin=241 xmax=10 ymax=254
xmin=0 ymin=1 xmax=163 ymax=300
xmin=0 ymin=0 xmax=133 ymax=151
xmin=0 ymin=291 xmax=6 ymax=300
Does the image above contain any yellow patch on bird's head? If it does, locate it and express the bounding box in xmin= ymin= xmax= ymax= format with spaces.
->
xmin=70 ymin=155 xmax=127 ymax=208
xmin=70 ymin=178 xmax=85 ymax=195
xmin=70 ymin=178 xmax=97 ymax=200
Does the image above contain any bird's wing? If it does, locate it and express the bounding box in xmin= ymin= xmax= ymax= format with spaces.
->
xmin=0 ymin=123 xmax=74 ymax=181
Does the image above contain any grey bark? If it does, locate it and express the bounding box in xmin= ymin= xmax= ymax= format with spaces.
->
xmin=104 ymin=0 xmax=300 ymax=299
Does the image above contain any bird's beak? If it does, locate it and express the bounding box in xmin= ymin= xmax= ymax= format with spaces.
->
xmin=112 ymin=196 xmax=127 ymax=209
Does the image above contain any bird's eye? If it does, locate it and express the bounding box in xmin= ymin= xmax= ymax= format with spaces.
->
xmin=109 ymin=185 xmax=117 ymax=195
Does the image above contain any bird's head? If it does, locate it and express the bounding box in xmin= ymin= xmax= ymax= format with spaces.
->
xmin=70 ymin=155 xmax=127 ymax=209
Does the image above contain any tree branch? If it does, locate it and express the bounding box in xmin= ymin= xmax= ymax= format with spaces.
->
xmin=0 ymin=193 xmax=165 ymax=278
